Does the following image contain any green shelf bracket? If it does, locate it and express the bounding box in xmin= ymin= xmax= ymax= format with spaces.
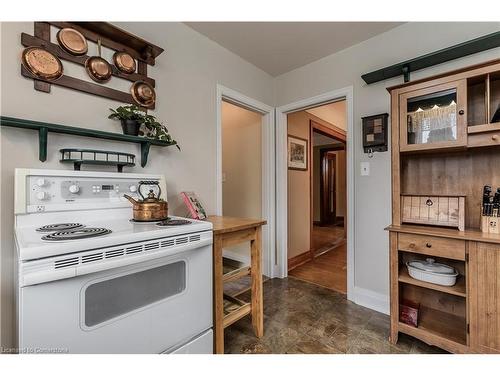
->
xmin=38 ymin=126 xmax=48 ymax=162
xmin=0 ymin=116 xmax=176 ymax=167
xmin=140 ymin=141 xmax=151 ymax=167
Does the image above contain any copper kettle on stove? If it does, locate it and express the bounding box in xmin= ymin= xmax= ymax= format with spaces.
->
xmin=124 ymin=180 xmax=168 ymax=222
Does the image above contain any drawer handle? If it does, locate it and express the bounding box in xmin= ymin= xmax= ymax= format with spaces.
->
xmin=409 ymin=243 xmax=416 ymax=248
xmin=426 ymin=199 xmax=433 ymax=206
xmin=492 ymin=135 xmax=499 ymax=141
xmin=426 ymin=243 xmax=432 ymax=248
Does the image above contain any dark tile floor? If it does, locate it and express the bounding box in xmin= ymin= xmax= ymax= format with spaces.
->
xmin=224 ymin=277 xmax=448 ymax=354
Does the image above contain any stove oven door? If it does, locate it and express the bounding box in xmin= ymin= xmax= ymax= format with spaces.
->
xmin=18 ymin=243 xmax=212 ymax=354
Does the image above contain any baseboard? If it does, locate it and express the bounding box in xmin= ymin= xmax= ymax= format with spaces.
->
xmin=287 ymin=251 xmax=312 ymax=271
xmin=352 ymin=286 xmax=389 ymax=315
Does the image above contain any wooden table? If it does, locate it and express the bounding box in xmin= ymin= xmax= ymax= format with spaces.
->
xmin=206 ymin=216 xmax=267 ymax=354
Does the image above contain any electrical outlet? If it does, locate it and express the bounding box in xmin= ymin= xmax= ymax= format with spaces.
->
xmin=361 ymin=162 xmax=370 ymax=176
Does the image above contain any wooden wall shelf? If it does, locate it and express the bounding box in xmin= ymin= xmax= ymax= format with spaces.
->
xmin=23 ymin=22 xmax=163 ymax=108
xmin=0 ymin=116 xmax=175 ymax=167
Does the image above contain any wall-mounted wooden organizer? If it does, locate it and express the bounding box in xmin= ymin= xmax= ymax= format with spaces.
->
xmin=22 ymin=22 xmax=164 ymax=109
xmin=386 ymin=58 xmax=500 ymax=354
xmin=0 ymin=116 xmax=176 ymax=167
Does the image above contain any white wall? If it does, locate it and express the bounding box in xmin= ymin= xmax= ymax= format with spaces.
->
xmin=276 ymin=22 xmax=500 ymax=312
xmin=0 ymin=22 xmax=274 ymax=349
xmin=221 ymin=101 xmax=262 ymax=261
xmin=306 ymin=100 xmax=346 ymax=130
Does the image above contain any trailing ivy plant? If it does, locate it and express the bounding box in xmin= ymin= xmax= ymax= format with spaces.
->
xmin=140 ymin=114 xmax=180 ymax=150
xmin=108 ymin=105 xmax=180 ymax=149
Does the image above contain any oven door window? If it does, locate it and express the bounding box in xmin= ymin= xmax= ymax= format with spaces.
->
xmin=83 ymin=261 xmax=186 ymax=328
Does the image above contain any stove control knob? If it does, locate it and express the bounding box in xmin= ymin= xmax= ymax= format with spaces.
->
xmin=68 ymin=184 xmax=80 ymax=194
xmin=36 ymin=191 xmax=48 ymax=200
xmin=36 ymin=178 xmax=47 ymax=187
xmin=129 ymin=185 xmax=137 ymax=193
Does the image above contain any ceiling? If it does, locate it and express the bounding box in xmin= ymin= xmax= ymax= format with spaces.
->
xmin=313 ymin=132 xmax=342 ymax=147
xmin=185 ymin=22 xmax=403 ymax=76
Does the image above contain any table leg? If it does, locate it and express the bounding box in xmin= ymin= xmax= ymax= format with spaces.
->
xmin=250 ymin=226 xmax=264 ymax=338
xmin=213 ymin=234 xmax=225 ymax=354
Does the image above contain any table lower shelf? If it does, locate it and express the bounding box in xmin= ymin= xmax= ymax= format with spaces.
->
xmin=223 ymin=294 xmax=251 ymax=328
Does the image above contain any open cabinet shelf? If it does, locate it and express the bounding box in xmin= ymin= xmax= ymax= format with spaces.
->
xmin=398 ymin=266 xmax=466 ymax=298
xmin=399 ymin=306 xmax=467 ymax=350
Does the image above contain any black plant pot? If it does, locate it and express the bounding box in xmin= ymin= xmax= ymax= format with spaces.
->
xmin=120 ymin=119 xmax=140 ymax=136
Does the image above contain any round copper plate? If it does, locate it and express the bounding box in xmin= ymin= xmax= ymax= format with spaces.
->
xmin=21 ymin=47 xmax=63 ymax=81
xmin=130 ymin=81 xmax=156 ymax=108
xmin=113 ymin=51 xmax=136 ymax=74
xmin=56 ymin=28 xmax=88 ymax=56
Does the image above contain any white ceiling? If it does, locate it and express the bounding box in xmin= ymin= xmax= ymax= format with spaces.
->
xmin=313 ymin=132 xmax=342 ymax=146
xmin=185 ymin=22 xmax=403 ymax=76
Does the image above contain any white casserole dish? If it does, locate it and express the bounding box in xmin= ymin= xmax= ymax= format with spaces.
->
xmin=406 ymin=258 xmax=458 ymax=286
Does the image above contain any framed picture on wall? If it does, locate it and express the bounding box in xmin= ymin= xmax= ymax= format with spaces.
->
xmin=288 ymin=135 xmax=308 ymax=171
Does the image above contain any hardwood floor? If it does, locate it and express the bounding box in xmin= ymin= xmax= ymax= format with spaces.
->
xmin=289 ymin=242 xmax=347 ymax=294
xmin=311 ymin=224 xmax=345 ymax=255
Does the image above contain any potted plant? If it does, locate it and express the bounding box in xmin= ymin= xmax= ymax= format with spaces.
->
xmin=108 ymin=105 xmax=144 ymax=136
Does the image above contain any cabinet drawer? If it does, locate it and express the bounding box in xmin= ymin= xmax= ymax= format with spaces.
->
xmin=468 ymin=130 xmax=500 ymax=148
xmin=398 ymin=233 xmax=465 ymax=260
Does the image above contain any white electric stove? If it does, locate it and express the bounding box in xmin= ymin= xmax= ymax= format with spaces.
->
xmin=14 ymin=168 xmax=213 ymax=354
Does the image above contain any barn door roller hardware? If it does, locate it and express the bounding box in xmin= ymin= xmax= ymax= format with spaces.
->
xmin=361 ymin=31 xmax=500 ymax=85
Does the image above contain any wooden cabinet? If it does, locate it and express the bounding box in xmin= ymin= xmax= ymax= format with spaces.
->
xmin=399 ymin=80 xmax=467 ymax=152
xmin=469 ymin=241 xmax=500 ymax=354
xmin=387 ymin=58 xmax=500 ymax=354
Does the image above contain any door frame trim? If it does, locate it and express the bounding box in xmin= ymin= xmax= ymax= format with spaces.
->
xmin=276 ymin=86 xmax=355 ymax=301
xmin=215 ymin=84 xmax=275 ymax=277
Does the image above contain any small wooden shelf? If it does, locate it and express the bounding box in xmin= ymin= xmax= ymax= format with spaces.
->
xmin=398 ymin=267 xmax=466 ymax=298
xmin=223 ymin=294 xmax=251 ymax=329
xmin=223 ymin=266 xmax=251 ymax=284
xmin=468 ymin=123 xmax=500 ymax=133
xmin=0 ymin=116 xmax=176 ymax=167
xmin=399 ymin=306 xmax=467 ymax=352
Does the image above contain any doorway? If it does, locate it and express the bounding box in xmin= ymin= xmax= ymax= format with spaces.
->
xmin=312 ymin=125 xmax=346 ymax=256
xmin=275 ymin=85 xmax=354 ymax=300
xmin=286 ymin=103 xmax=348 ymax=293
xmin=216 ymin=85 xmax=275 ymax=278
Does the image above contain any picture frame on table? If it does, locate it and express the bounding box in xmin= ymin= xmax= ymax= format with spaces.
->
xmin=287 ymin=135 xmax=308 ymax=171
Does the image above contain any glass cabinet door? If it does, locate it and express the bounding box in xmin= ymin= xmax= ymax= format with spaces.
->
xmin=399 ymin=80 xmax=467 ymax=151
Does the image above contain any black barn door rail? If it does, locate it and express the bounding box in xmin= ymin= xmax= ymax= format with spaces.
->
xmin=361 ymin=31 xmax=500 ymax=85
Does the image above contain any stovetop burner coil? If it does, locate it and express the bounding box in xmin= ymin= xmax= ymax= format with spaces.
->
xmin=36 ymin=223 xmax=84 ymax=232
xmin=156 ymin=219 xmax=192 ymax=226
xmin=41 ymin=228 xmax=112 ymax=241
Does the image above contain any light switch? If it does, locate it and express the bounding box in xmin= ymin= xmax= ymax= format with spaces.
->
xmin=361 ymin=162 xmax=370 ymax=176
xmin=222 ymin=172 xmax=227 ymax=183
